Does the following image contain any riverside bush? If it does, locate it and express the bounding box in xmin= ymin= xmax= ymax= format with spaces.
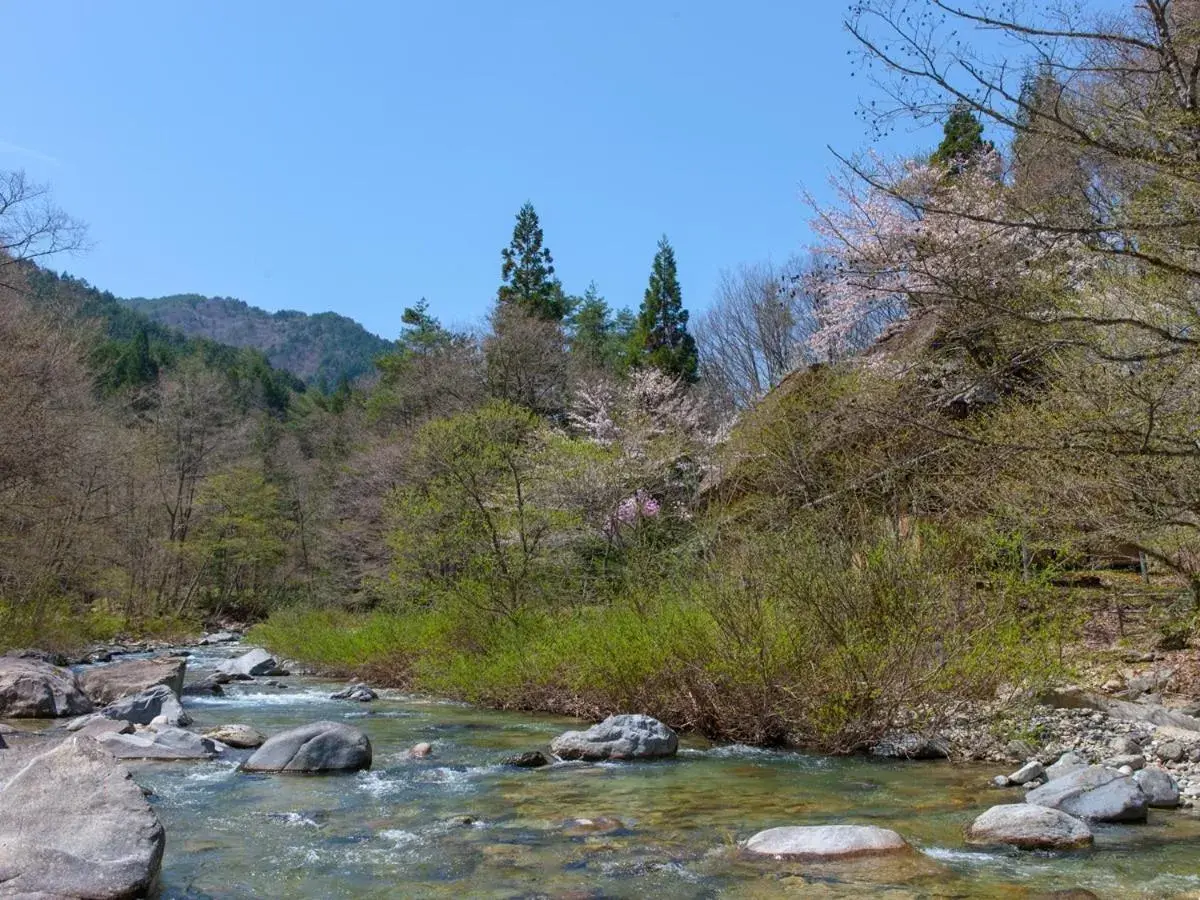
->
xmin=255 ymin=521 xmax=1068 ymax=751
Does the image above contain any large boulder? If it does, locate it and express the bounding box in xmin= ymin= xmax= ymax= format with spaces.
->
xmin=242 ymin=721 xmax=371 ymax=773
xmin=744 ymin=825 xmax=909 ymax=860
xmin=204 ymin=723 xmax=265 ymax=749
xmin=1133 ymin=766 xmax=1180 ymax=808
xmin=100 ymin=684 xmax=191 ymax=727
xmin=550 ymin=714 xmax=678 ymax=762
xmin=965 ymin=804 xmax=1093 ymax=850
xmin=1026 ymin=766 xmax=1148 ymax=822
xmin=96 ymin=726 xmax=218 ymax=761
xmin=80 ymin=655 xmax=186 ymax=706
xmin=217 ymin=648 xmax=286 ymax=679
xmin=0 ymin=737 xmax=164 ymax=897
xmin=0 ymin=656 xmax=92 ymax=718
xmin=869 ymin=733 xmax=950 ymax=760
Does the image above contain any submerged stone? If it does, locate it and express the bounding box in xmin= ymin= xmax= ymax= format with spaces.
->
xmin=744 ymin=825 xmax=909 ymax=860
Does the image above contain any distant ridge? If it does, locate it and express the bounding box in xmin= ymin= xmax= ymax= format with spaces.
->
xmin=121 ymin=294 xmax=392 ymax=385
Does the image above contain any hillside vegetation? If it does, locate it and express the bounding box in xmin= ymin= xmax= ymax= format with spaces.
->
xmin=3 ymin=1 xmax=1200 ymax=751
xmin=123 ymin=293 xmax=392 ymax=386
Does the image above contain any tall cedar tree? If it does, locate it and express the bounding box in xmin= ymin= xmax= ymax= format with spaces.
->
xmin=930 ymin=101 xmax=992 ymax=174
xmin=499 ymin=202 xmax=566 ymax=320
xmin=632 ymin=236 xmax=698 ymax=383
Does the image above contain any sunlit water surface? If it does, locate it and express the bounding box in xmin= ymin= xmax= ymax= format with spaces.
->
xmin=108 ymin=646 xmax=1200 ymax=898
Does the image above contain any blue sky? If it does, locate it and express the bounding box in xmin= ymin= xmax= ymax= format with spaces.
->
xmin=3 ymin=1 xmax=945 ymax=339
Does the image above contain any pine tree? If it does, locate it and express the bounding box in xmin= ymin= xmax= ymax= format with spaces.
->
xmin=631 ymin=236 xmax=698 ymax=383
xmin=499 ymin=202 xmax=566 ymax=320
xmin=930 ymin=101 xmax=992 ymax=174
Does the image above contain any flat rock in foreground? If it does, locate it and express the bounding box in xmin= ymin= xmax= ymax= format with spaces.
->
xmin=550 ymin=714 xmax=678 ymax=761
xmin=0 ymin=736 xmax=165 ymax=898
xmin=80 ymin=655 xmax=187 ymax=705
xmin=744 ymin=825 xmax=909 ymax=860
xmin=966 ymin=804 xmax=1093 ymax=850
xmin=96 ymin=726 xmax=218 ymax=761
xmin=242 ymin=721 xmax=371 ymax=773
xmin=0 ymin=657 xmax=93 ymax=718
xmin=1025 ymin=765 xmax=1148 ymax=822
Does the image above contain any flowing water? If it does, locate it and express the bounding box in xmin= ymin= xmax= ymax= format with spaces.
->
xmin=107 ymin=646 xmax=1200 ymax=897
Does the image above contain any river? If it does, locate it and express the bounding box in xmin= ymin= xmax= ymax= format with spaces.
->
xmin=113 ymin=643 xmax=1200 ymax=898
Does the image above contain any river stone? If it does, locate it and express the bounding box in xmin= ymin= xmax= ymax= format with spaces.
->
xmin=0 ymin=736 xmax=165 ymax=897
xmin=331 ymin=683 xmax=377 ymax=702
xmin=0 ymin=657 xmax=93 ymax=719
xmin=1111 ymin=734 xmax=1144 ymax=755
xmin=218 ymin=648 xmax=286 ymax=679
xmin=100 ymin=684 xmax=191 ymax=727
xmin=1008 ymin=761 xmax=1046 ymax=784
xmin=77 ymin=717 xmax=135 ymax=740
xmin=744 ymin=825 xmax=909 ymax=860
xmin=965 ymin=804 xmax=1093 ymax=850
xmin=96 ymin=726 xmax=218 ymax=761
xmin=1046 ymin=751 xmax=1089 ymax=780
xmin=869 ymin=733 xmax=951 ymax=760
xmin=503 ymin=750 xmax=550 ymax=768
xmin=205 ymin=723 xmax=266 ymax=749
xmin=550 ymin=714 xmax=678 ymax=761
xmin=1133 ymin=766 xmax=1180 ymax=808
xmin=1104 ymin=753 xmax=1146 ymax=771
xmin=80 ymin=655 xmax=187 ymax=705
xmin=199 ymin=631 xmax=238 ymax=645
xmin=1026 ymin=766 xmax=1148 ymax=822
xmin=1156 ymin=740 xmax=1186 ymax=763
xmin=242 ymin=721 xmax=372 ymax=773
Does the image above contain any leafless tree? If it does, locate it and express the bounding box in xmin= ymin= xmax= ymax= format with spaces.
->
xmin=484 ymin=303 xmax=568 ymax=417
xmin=695 ymin=257 xmax=819 ymax=412
xmin=0 ymin=170 xmax=87 ymax=269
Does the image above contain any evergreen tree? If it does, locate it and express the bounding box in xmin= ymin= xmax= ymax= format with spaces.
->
xmin=499 ymin=202 xmax=566 ymax=320
xmin=930 ymin=101 xmax=992 ymax=174
xmin=631 ymin=236 xmax=698 ymax=383
xmin=567 ymin=282 xmax=630 ymax=372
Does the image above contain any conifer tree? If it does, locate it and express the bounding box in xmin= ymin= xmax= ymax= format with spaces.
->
xmin=498 ymin=202 xmax=566 ymax=320
xmin=631 ymin=236 xmax=698 ymax=383
xmin=930 ymin=101 xmax=992 ymax=174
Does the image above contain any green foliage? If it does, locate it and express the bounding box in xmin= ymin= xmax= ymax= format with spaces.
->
xmin=258 ymin=519 xmax=1067 ymax=749
xmin=631 ymin=236 xmax=698 ymax=383
xmin=567 ymin=282 xmax=633 ymax=373
xmin=930 ymin=101 xmax=992 ymax=173
xmin=498 ymin=202 xmax=567 ymax=321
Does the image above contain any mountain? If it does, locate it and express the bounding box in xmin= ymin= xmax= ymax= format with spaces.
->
xmin=121 ymin=294 xmax=393 ymax=386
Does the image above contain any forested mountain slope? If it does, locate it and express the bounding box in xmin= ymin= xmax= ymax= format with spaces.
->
xmin=122 ymin=293 xmax=391 ymax=386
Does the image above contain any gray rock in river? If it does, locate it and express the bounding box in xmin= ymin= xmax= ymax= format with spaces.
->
xmin=242 ymin=721 xmax=372 ymax=773
xmin=218 ymin=647 xmax=288 ymax=679
xmin=331 ymin=683 xmax=377 ymax=702
xmin=869 ymin=733 xmax=951 ymax=760
xmin=965 ymin=803 xmax=1093 ymax=850
xmin=1133 ymin=766 xmax=1180 ymax=808
xmin=743 ymin=825 xmax=909 ymax=859
xmin=550 ymin=714 xmax=678 ymax=762
xmin=0 ymin=656 xmax=93 ymax=718
xmin=76 ymin=717 xmax=135 ymax=740
xmin=1045 ymin=751 xmax=1089 ymax=780
xmin=199 ymin=631 xmax=238 ymax=645
xmin=1026 ymin=765 xmax=1148 ymax=822
xmin=1007 ymin=761 xmax=1046 ymax=785
xmin=100 ymin=684 xmax=191 ymax=727
xmin=97 ymin=726 xmax=219 ymax=761
xmin=0 ymin=736 xmax=165 ymax=897
xmin=80 ymin=655 xmax=187 ymax=705
xmin=503 ymin=750 xmax=550 ymax=768
xmin=205 ymin=723 xmax=266 ymax=749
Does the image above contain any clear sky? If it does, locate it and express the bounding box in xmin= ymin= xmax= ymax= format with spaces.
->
xmin=3 ymin=1 xmax=941 ymax=339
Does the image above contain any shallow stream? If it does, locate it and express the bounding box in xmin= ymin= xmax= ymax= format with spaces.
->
xmin=115 ymin=645 xmax=1200 ymax=897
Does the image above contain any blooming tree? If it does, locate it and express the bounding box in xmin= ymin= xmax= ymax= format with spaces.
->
xmin=804 ymin=150 xmax=1068 ymax=358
